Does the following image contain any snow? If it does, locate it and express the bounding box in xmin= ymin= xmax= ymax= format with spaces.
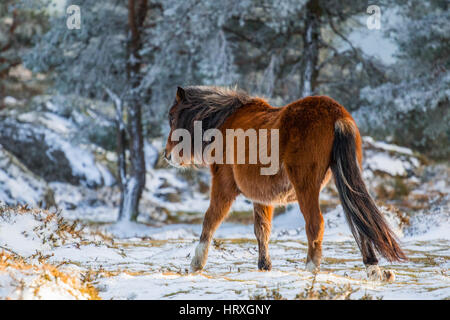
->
xmin=1 ymin=200 xmax=448 ymax=300
xmin=144 ymin=142 xmax=159 ymax=168
xmin=0 ymin=206 xmax=100 ymax=299
xmin=406 ymin=209 xmax=450 ymax=241
xmin=0 ymin=170 xmax=43 ymax=205
xmin=362 ymin=137 xmax=420 ymax=176
xmin=348 ymin=9 xmax=401 ymax=65
xmin=365 ymin=153 xmax=412 ymax=176
xmin=0 ymin=145 xmax=50 ymax=207
xmin=0 ymin=266 xmax=93 ymax=300
xmin=0 ymin=115 xmax=115 ymax=188
xmin=107 ymin=221 xmax=200 ymax=240
xmin=93 ymin=229 xmax=450 ymax=300
xmin=44 ymin=129 xmax=111 ymax=187
xmin=18 ymin=112 xmax=76 ymax=135
xmin=363 ymin=136 xmax=414 ymax=155
xmin=3 ymin=96 xmax=19 ymax=106
xmin=141 ymin=167 xmax=253 ymax=222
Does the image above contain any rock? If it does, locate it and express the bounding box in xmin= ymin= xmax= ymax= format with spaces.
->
xmin=155 ymin=191 xmax=181 ymax=203
xmin=3 ymin=96 xmax=20 ymax=107
xmin=363 ymin=136 xmax=421 ymax=177
xmin=0 ymin=117 xmax=113 ymax=188
xmin=0 ymin=145 xmax=55 ymax=208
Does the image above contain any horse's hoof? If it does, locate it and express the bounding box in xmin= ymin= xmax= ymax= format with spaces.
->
xmin=305 ymin=261 xmax=319 ymax=273
xmin=366 ymin=265 xmax=395 ymax=282
xmin=189 ymin=258 xmax=204 ymax=273
xmin=258 ymin=258 xmax=272 ymax=271
xmin=367 ymin=265 xmax=382 ymax=280
xmin=190 ymin=242 xmax=207 ymax=273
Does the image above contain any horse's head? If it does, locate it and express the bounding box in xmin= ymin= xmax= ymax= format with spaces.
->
xmin=164 ymin=86 xmax=191 ymax=167
xmin=164 ymin=85 xmax=252 ymax=168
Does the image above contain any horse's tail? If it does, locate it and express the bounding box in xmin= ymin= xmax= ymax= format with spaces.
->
xmin=330 ymin=118 xmax=407 ymax=262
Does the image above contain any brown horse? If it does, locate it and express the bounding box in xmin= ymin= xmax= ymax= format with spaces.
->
xmin=164 ymin=86 xmax=406 ymax=281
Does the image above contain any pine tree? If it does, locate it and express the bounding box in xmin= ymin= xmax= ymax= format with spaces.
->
xmin=25 ymin=0 xmax=156 ymax=220
xmin=25 ymin=0 xmax=396 ymax=220
xmin=0 ymin=0 xmax=48 ymax=105
xmin=357 ymin=0 xmax=449 ymax=158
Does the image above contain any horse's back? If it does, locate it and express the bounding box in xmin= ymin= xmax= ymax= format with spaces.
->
xmin=220 ymin=95 xmax=359 ymax=205
xmin=280 ymin=95 xmax=355 ymax=162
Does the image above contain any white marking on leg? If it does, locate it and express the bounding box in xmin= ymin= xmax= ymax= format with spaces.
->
xmin=367 ymin=265 xmax=396 ymax=282
xmin=305 ymin=261 xmax=319 ymax=273
xmin=190 ymin=242 xmax=208 ymax=273
xmin=366 ymin=265 xmax=382 ymax=281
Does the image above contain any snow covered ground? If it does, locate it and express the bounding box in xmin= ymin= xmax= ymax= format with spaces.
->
xmin=0 ymin=203 xmax=448 ymax=300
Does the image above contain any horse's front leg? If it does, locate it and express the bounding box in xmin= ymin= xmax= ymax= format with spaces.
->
xmin=190 ymin=167 xmax=238 ymax=272
xmin=253 ymin=202 xmax=273 ymax=271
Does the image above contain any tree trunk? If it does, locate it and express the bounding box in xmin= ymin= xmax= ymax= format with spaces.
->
xmin=120 ymin=100 xmax=146 ymax=221
xmin=118 ymin=0 xmax=148 ymax=221
xmin=300 ymin=0 xmax=321 ymax=97
xmin=116 ymin=99 xmax=127 ymax=217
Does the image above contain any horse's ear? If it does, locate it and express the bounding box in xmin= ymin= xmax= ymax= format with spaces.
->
xmin=176 ymin=86 xmax=186 ymax=102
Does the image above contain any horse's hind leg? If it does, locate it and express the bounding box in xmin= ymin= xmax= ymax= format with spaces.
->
xmin=361 ymin=237 xmax=396 ymax=281
xmin=361 ymin=237 xmax=382 ymax=279
xmin=253 ymin=203 xmax=273 ymax=271
xmin=361 ymin=237 xmax=378 ymax=266
xmin=298 ymin=189 xmax=324 ymax=272
xmin=190 ymin=166 xmax=238 ymax=272
xmin=288 ymin=175 xmax=324 ymax=273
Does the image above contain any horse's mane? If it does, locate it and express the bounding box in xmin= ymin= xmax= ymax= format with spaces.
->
xmin=175 ymin=86 xmax=253 ymax=141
